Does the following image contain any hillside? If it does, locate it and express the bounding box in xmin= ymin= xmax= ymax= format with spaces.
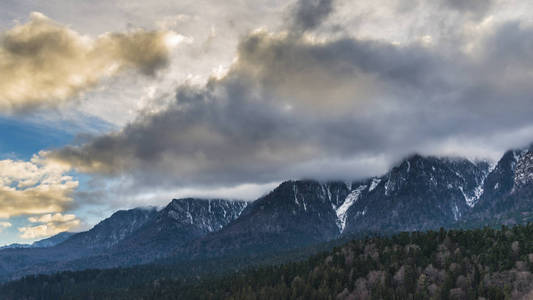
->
xmin=2 ymin=224 xmax=533 ymax=299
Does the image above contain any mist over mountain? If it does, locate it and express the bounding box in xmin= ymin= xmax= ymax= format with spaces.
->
xmin=2 ymin=143 xmax=533 ymax=284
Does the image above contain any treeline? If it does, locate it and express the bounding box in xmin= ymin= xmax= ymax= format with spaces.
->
xmin=2 ymin=225 xmax=533 ymax=299
xmin=0 ymin=237 xmax=348 ymax=299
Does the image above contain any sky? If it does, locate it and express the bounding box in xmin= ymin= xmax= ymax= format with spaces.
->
xmin=1 ymin=0 xmax=533 ymax=245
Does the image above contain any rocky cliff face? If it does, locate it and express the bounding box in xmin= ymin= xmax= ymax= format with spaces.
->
xmin=0 ymin=199 xmax=248 ymax=279
xmin=162 ymin=198 xmax=248 ymax=233
xmin=113 ymin=198 xmax=248 ymax=261
xmin=57 ymin=207 xmax=158 ymax=252
xmin=513 ymin=151 xmax=533 ymax=189
xmin=184 ymin=180 xmax=352 ymax=258
xmin=181 ymin=155 xmax=498 ymax=258
xmin=340 ymin=155 xmax=490 ymax=234
xmin=471 ymin=145 xmax=533 ymax=224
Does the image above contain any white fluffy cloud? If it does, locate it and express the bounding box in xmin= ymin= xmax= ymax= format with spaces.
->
xmin=19 ymin=213 xmax=80 ymax=239
xmin=0 ymin=221 xmax=11 ymax=232
xmin=0 ymin=153 xmax=78 ymax=218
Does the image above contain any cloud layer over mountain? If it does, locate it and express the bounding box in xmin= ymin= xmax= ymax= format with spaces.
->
xmin=2 ymin=0 xmax=533 ymax=243
xmin=52 ymin=0 xmax=533 ymax=191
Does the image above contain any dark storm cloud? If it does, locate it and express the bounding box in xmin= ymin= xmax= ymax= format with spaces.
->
xmin=50 ymin=5 xmax=533 ymax=188
xmin=290 ymin=0 xmax=333 ymax=31
xmin=54 ymin=75 xmax=387 ymax=185
xmin=52 ymin=31 xmax=445 ymax=185
xmin=483 ymin=21 xmax=533 ymax=66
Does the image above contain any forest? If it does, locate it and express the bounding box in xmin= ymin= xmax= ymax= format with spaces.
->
xmin=2 ymin=224 xmax=533 ymax=299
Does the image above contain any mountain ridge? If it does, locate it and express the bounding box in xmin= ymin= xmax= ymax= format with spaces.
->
xmin=2 ymin=144 xmax=533 ymax=281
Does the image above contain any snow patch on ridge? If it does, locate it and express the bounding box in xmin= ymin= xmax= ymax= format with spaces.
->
xmin=459 ymin=185 xmax=483 ymax=208
xmin=459 ymin=163 xmax=491 ymax=208
xmin=336 ymin=185 xmax=367 ymax=233
xmin=452 ymin=203 xmax=460 ymax=221
xmin=293 ymin=184 xmax=306 ymax=211
xmin=369 ymin=178 xmax=381 ymax=192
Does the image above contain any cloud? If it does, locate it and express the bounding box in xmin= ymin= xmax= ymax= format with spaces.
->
xmin=75 ymin=178 xmax=280 ymax=210
xmin=27 ymin=212 xmax=77 ymax=224
xmin=0 ymin=12 xmax=179 ymax=112
xmin=18 ymin=213 xmax=80 ymax=239
xmin=290 ymin=0 xmax=334 ymax=31
xmin=440 ymin=0 xmax=493 ymax=16
xmin=0 ymin=153 xmax=78 ymax=218
xmin=51 ymin=14 xmax=533 ymax=192
xmin=0 ymin=222 xmax=11 ymax=232
xmin=7 ymin=0 xmax=516 ymax=212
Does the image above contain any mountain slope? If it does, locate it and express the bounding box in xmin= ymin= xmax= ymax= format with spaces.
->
xmin=0 ymin=232 xmax=76 ymax=250
xmin=4 ymin=146 xmax=533 ymax=282
xmin=107 ymin=198 xmax=248 ymax=264
xmin=0 ymin=207 xmax=158 ymax=281
xmin=5 ymin=224 xmax=533 ymax=299
xmin=343 ymin=155 xmax=490 ymax=234
xmin=57 ymin=207 xmax=158 ymax=253
xmin=0 ymin=199 xmax=249 ymax=280
xmin=184 ymin=180 xmax=351 ymax=258
xmin=470 ymin=145 xmax=533 ymax=225
xmin=31 ymin=232 xmax=76 ymax=248
xmin=180 ymin=155 xmax=499 ymax=260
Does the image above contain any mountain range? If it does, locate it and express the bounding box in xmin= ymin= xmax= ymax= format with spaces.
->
xmin=0 ymin=232 xmax=76 ymax=250
xmin=1 ymin=143 xmax=533 ymax=282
